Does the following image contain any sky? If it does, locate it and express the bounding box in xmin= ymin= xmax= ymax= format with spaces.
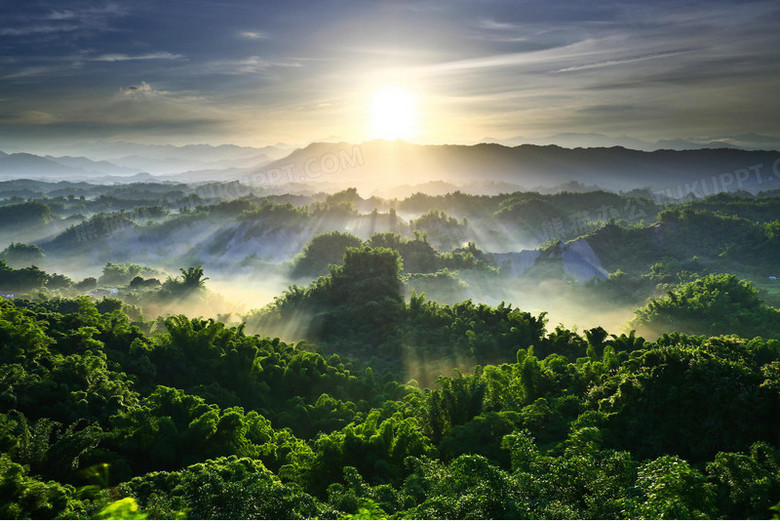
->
xmin=1 ymin=0 xmax=780 ymax=149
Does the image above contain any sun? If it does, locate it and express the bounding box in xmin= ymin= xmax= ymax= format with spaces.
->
xmin=367 ymin=85 xmax=419 ymax=140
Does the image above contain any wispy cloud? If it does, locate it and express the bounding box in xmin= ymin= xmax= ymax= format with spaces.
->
xmin=477 ymin=19 xmax=521 ymax=31
xmin=45 ymin=10 xmax=77 ymax=21
xmin=120 ymin=82 xmax=165 ymax=97
xmin=552 ymin=49 xmax=692 ymax=73
xmin=0 ymin=25 xmax=81 ymax=36
xmin=3 ymin=66 xmax=55 ymax=80
xmin=239 ymin=31 xmax=268 ymax=40
xmin=17 ymin=111 xmax=61 ymax=125
xmin=410 ymin=38 xmax=605 ymax=76
xmin=1 ymin=2 xmax=128 ymax=37
xmin=117 ymin=82 xmax=205 ymax=104
xmin=2 ymin=63 xmax=82 ymax=80
xmin=200 ymin=56 xmax=301 ymax=75
xmin=91 ymin=52 xmax=184 ymax=62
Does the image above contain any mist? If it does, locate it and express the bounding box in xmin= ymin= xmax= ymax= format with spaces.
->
xmin=2 ymin=172 xmax=776 ymax=384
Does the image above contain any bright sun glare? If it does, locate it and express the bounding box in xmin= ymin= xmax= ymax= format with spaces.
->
xmin=368 ymin=85 xmax=419 ymax=140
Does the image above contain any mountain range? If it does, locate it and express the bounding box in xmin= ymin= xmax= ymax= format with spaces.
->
xmin=256 ymin=140 xmax=780 ymax=193
xmin=481 ymin=132 xmax=780 ymax=151
xmin=1 ymin=140 xmax=778 ymax=195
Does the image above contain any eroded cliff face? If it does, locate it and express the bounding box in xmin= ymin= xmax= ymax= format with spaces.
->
xmin=560 ymin=238 xmax=609 ymax=282
xmin=492 ymin=251 xmax=541 ymax=277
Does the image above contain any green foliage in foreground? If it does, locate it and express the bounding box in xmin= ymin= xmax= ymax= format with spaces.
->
xmin=1 ymin=285 xmax=780 ymax=518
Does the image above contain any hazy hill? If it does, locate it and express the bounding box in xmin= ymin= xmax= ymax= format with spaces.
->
xmin=3 ymin=142 xmax=778 ymax=195
xmin=0 ymin=153 xmax=148 ymax=180
xmin=258 ymin=140 xmax=780 ymax=193
xmin=109 ymin=153 xmax=273 ymax=176
xmin=490 ymin=132 xmax=780 ymax=151
xmin=42 ymin=141 xmax=293 ymax=163
xmin=43 ymin=155 xmax=136 ymax=176
xmin=0 ymin=153 xmax=86 ymax=180
xmin=0 ymin=142 xmax=291 ymax=179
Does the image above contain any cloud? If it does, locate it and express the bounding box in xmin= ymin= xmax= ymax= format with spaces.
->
xmin=409 ymin=38 xmax=604 ymax=76
xmin=200 ymin=56 xmax=301 ymax=75
xmin=3 ymin=66 xmax=64 ymax=80
xmin=477 ymin=19 xmax=521 ymax=31
xmin=91 ymin=52 xmax=184 ymax=62
xmin=46 ymin=10 xmax=77 ymax=21
xmin=0 ymin=2 xmax=128 ymax=37
xmin=552 ymin=50 xmax=692 ymax=73
xmin=240 ymin=31 xmax=268 ymax=40
xmin=0 ymin=25 xmax=81 ymax=36
xmin=2 ymin=52 xmax=184 ymax=81
xmin=0 ymin=110 xmax=63 ymax=125
xmin=120 ymin=82 xmax=167 ymax=97
xmin=0 ymin=81 xmax=233 ymax=141
xmin=1 ymin=0 xmax=779 ymax=146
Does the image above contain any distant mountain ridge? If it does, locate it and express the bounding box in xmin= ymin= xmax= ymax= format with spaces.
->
xmin=484 ymin=132 xmax=780 ymax=151
xmin=1 ymin=141 xmax=779 ymax=195
xmin=0 ymin=141 xmax=292 ymax=180
xmin=0 ymin=153 xmax=86 ymax=179
xmin=257 ymin=140 xmax=780 ymax=193
xmin=38 ymin=141 xmax=294 ymax=162
xmin=43 ymin=155 xmax=137 ymax=176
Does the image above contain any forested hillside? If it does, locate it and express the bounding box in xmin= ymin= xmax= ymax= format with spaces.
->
xmin=1 ymin=180 xmax=779 ymax=519
xmin=1 ymin=287 xmax=780 ymax=518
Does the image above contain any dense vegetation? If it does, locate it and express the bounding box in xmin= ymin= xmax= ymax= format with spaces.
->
xmin=2 ymin=244 xmax=780 ymax=518
xmin=1 ymin=283 xmax=779 ymax=518
xmin=633 ymin=274 xmax=780 ymax=339
xmin=1 ymin=180 xmax=779 ymax=518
